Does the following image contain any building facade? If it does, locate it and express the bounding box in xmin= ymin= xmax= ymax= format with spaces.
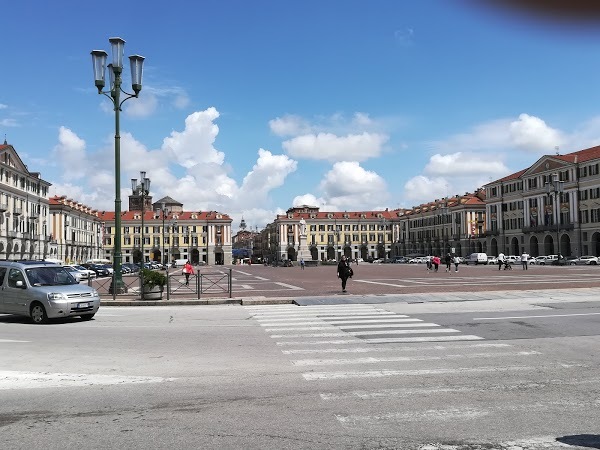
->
xmin=396 ymin=191 xmax=487 ymax=258
xmin=259 ymin=206 xmax=396 ymax=263
xmin=48 ymin=196 xmax=104 ymax=263
xmin=484 ymin=145 xmax=600 ymax=257
xmin=98 ymin=194 xmax=233 ymax=265
xmin=1 ymin=141 xmax=52 ymax=260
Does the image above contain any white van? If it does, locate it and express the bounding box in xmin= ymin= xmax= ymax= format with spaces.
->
xmin=172 ymin=258 xmax=189 ymax=268
xmin=467 ymin=253 xmax=487 ymax=265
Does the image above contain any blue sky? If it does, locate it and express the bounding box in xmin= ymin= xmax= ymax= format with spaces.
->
xmin=3 ymin=1 xmax=600 ymax=231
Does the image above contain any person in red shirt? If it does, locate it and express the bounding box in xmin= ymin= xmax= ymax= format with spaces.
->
xmin=182 ymin=260 xmax=194 ymax=285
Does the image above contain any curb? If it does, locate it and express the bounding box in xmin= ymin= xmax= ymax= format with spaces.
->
xmin=100 ymin=297 xmax=297 ymax=306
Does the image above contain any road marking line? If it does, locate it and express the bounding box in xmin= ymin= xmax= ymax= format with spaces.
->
xmin=362 ymin=335 xmax=485 ymax=343
xmin=271 ymin=282 xmax=304 ymax=290
xmin=282 ymin=343 xmax=511 ymax=354
xmin=291 ymin=351 xmax=541 ymax=366
xmin=0 ymin=339 xmax=30 ymax=343
xmin=303 ymin=365 xmax=535 ymax=381
xmin=260 ymin=319 xmax=419 ymax=327
xmin=336 ymin=407 xmax=488 ymax=424
xmin=321 ymin=377 xmax=600 ymax=400
xmin=0 ymin=371 xmax=176 ymax=390
xmin=474 ymin=312 xmax=600 ymax=320
xmin=276 ymin=339 xmax=362 ymax=346
xmin=338 ymin=323 xmax=439 ymax=330
xmin=256 ymin=314 xmax=401 ymax=323
xmin=355 ymin=280 xmax=408 ymax=287
xmin=270 ymin=329 xmax=460 ymax=338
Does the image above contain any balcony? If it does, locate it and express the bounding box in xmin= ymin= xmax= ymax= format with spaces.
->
xmin=12 ymin=207 xmax=22 ymax=216
xmin=8 ymin=231 xmax=18 ymax=238
xmin=522 ymin=223 xmax=574 ymax=233
xmin=484 ymin=230 xmax=500 ymax=237
xmin=0 ymin=203 xmax=7 ymax=212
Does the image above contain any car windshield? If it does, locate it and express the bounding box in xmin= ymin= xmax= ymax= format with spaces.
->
xmin=25 ymin=266 xmax=77 ymax=286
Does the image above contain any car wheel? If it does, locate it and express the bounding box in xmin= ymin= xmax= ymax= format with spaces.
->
xmin=30 ymin=303 xmax=48 ymax=324
xmin=570 ymin=262 xmax=576 ymax=265
xmin=591 ymin=261 xmax=597 ymax=265
xmin=80 ymin=313 xmax=96 ymax=321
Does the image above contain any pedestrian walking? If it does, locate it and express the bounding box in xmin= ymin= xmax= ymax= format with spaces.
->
xmin=432 ymin=255 xmax=441 ymax=272
xmin=300 ymin=258 xmax=305 ymax=270
xmin=426 ymin=257 xmax=433 ymax=273
xmin=497 ymin=252 xmax=505 ymax=271
xmin=337 ymin=255 xmax=353 ymax=293
xmin=182 ymin=260 xmax=194 ymax=285
xmin=445 ymin=253 xmax=452 ymax=272
xmin=453 ymin=255 xmax=460 ymax=272
xmin=521 ymin=252 xmax=529 ymax=270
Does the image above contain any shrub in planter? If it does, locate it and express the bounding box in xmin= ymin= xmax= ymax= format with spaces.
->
xmin=140 ymin=269 xmax=167 ymax=299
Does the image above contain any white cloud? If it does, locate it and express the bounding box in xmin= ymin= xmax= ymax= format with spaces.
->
xmin=425 ymin=152 xmax=509 ymax=176
xmin=161 ymin=107 xmax=225 ymax=168
xmin=509 ymin=113 xmax=564 ymax=152
xmin=269 ymin=115 xmax=310 ymax=137
xmin=318 ymin=161 xmax=389 ymax=209
xmin=173 ymin=94 xmax=191 ymax=109
xmin=52 ymin=127 xmax=87 ymax=179
xmin=0 ymin=118 xmax=18 ymax=127
xmin=403 ymin=175 xmax=450 ymax=204
xmin=283 ymin=132 xmax=388 ymax=162
xmin=125 ymin=92 xmax=158 ymax=118
xmin=429 ymin=113 xmax=565 ymax=155
xmin=292 ymin=194 xmax=325 ymax=208
xmin=237 ymin=149 xmax=297 ymax=204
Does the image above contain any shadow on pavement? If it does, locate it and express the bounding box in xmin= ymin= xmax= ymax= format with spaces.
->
xmin=556 ymin=434 xmax=600 ymax=449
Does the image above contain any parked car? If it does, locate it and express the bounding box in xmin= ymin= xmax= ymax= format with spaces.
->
xmin=394 ymin=256 xmax=410 ymax=264
xmin=82 ymin=263 xmax=110 ymax=277
xmin=71 ymin=264 xmax=96 ymax=279
xmin=487 ymin=256 xmax=498 ymax=265
xmin=0 ymin=260 xmax=100 ymax=324
xmin=505 ymin=255 xmax=521 ymax=264
xmin=63 ymin=265 xmax=85 ymax=282
xmin=539 ymin=255 xmax=561 ymax=265
xmin=531 ymin=256 xmax=548 ymax=265
xmin=570 ymin=255 xmax=599 ymax=265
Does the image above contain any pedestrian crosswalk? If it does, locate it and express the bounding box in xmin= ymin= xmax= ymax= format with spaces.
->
xmin=247 ymin=304 xmax=484 ymax=344
xmin=245 ymin=303 xmax=600 ymax=449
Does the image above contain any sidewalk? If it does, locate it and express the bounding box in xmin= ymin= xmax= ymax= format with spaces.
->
xmin=99 ymin=287 xmax=600 ymax=307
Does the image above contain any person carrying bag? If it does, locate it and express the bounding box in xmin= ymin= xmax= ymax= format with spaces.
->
xmin=182 ymin=260 xmax=194 ymax=286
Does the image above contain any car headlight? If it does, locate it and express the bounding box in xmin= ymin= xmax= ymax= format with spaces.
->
xmin=92 ymin=290 xmax=99 ymax=298
xmin=48 ymin=293 xmax=68 ymax=301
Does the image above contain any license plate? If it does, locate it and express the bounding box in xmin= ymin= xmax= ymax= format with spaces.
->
xmin=78 ymin=302 xmax=89 ymax=308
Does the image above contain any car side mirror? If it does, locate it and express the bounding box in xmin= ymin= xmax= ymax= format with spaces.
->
xmin=16 ymin=280 xmax=26 ymax=289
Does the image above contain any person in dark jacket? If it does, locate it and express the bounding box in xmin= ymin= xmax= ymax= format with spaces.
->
xmin=337 ymin=255 xmax=352 ymax=293
xmin=445 ymin=253 xmax=452 ymax=272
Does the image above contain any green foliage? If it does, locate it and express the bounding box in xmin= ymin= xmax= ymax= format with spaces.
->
xmin=141 ymin=268 xmax=167 ymax=289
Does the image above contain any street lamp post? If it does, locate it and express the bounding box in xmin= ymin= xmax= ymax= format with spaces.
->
xmin=202 ymin=228 xmax=208 ymax=265
xmin=161 ymin=203 xmax=168 ymax=266
xmin=380 ymin=217 xmax=387 ymax=260
xmin=545 ymin=173 xmax=564 ymax=256
xmin=91 ymin=37 xmax=145 ymax=294
xmin=170 ymin=220 xmax=178 ymax=265
xmin=131 ymin=172 xmax=150 ymax=267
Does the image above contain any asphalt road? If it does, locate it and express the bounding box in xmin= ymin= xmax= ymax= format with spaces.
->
xmin=1 ymin=290 xmax=599 ymax=449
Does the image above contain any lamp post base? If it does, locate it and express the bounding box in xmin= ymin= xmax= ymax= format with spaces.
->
xmin=108 ymin=279 xmax=128 ymax=294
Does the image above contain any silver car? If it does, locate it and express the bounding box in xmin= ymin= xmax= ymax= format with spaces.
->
xmin=0 ymin=261 xmax=101 ymax=324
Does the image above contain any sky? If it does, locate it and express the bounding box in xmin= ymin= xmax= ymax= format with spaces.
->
xmin=3 ymin=1 xmax=600 ymax=232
